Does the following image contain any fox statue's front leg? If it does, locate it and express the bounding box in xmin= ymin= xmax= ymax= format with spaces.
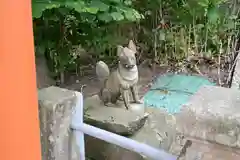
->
xmin=120 ymin=88 xmax=130 ymax=110
xmin=130 ymin=85 xmax=142 ymax=104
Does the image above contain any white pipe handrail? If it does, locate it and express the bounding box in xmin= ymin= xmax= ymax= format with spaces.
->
xmin=71 ymin=92 xmax=177 ymax=160
xmin=72 ymin=92 xmax=85 ymax=160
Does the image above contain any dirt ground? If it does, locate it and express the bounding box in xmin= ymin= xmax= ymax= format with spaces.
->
xmin=59 ymin=61 xmax=230 ymax=98
xmin=36 ymin=53 xmax=231 ymax=94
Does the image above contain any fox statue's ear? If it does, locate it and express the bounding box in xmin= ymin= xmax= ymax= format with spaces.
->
xmin=128 ymin=40 xmax=137 ymax=53
xmin=117 ymin=45 xmax=124 ymax=57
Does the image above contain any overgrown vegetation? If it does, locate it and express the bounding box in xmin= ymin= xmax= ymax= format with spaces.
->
xmin=32 ymin=0 xmax=240 ymax=84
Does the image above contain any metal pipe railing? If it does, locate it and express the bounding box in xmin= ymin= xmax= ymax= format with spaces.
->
xmin=71 ymin=92 xmax=177 ymax=160
xmin=72 ymin=92 xmax=85 ymax=160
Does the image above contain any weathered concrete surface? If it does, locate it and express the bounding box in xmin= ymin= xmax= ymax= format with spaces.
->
xmin=168 ymin=133 xmax=240 ymax=160
xmin=169 ymin=135 xmax=240 ymax=160
xmin=84 ymin=95 xmax=148 ymax=136
xmin=84 ymin=96 xmax=177 ymax=160
xmin=185 ymin=139 xmax=240 ymax=160
xmin=176 ymin=86 xmax=240 ymax=148
xmin=38 ymin=86 xmax=80 ymax=160
xmin=132 ymin=107 xmax=176 ymax=151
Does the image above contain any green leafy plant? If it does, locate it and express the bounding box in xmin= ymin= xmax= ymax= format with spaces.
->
xmin=132 ymin=0 xmax=239 ymax=65
xmin=33 ymin=0 xmax=240 ymax=85
xmin=32 ymin=0 xmax=144 ymax=84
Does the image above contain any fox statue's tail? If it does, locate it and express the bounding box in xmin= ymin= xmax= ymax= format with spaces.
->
xmin=96 ymin=61 xmax=110 ymax=82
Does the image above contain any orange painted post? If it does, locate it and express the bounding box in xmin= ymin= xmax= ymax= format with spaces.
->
xmin=0 ymin=1 xmax=42 ymax=160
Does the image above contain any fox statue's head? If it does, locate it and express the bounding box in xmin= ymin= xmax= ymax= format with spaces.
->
xmin=117 ymin=40 xmax=137 ymax=70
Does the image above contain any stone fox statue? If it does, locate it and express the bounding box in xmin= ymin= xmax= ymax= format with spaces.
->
xmin=95 ymin=40 xmax=142 ymax=109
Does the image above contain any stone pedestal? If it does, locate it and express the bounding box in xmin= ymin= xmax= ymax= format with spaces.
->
xmin=84 ymin=95 xmax=176 ymax=160
xmin=38 ymin=86 xmax=80 ymax=160
xmin=84 ymin=95 xmax=148 ymax=136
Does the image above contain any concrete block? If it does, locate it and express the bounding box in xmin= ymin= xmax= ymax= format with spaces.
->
xmin=38 ymin=86 xmax=80 ymax=160
xmin=176 ymin=86 xmax=240 ymax=148
xmin=84 ymin=95 xmax=148 ymax=136
xmin=132 ymin=107 xmax=177 ymax=151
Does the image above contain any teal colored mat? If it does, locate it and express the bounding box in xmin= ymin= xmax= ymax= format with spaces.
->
xmin=143 ymin=74 xmax=215 ymax=114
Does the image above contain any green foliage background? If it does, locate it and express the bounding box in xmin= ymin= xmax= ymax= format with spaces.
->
xmin=32 ymin=0 xmax=240 ymax=83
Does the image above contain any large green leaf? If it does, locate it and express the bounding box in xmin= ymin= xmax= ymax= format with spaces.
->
xmin=107 ymin=0 xmax=121 ymax=3
xmin=124 ymin=0 xmax=132 ymax=6
xmin=198 ymin=0 xmax=209 ymax=7
xmin=115 ymin=5 xmax=143 ymax=21
xmin=98 ymin=13 xmax=113 ymax=22
xmin=110 ymin=12 xmax=124 ymax=21
xmin=32 ymin=0 xmax=142 ymax=23
xmin=207 ymin=7 xmax=220 ymax=23
xmin=32 ymin=1 xmax=63 ymax=18
xmin=65 ymin=0 xmax=88 ymax=13
xmin=132 ymin=9 xmax=144 ymax=19
xmin=32 ymin=0 xmax=90 ymax=18
xmin=84 ymin=7 xmax=99 ymax=14
xmin=124 ymin=10 xmax=136 ymax=21
xmin=89 ymin=1 xmax=109 ymax=12
xmin=123 ymin=9 xmax=143 ymax=21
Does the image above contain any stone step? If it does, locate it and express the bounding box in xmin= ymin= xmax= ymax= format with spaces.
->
xmin=175 ymin=86 xmax=240 ymax=149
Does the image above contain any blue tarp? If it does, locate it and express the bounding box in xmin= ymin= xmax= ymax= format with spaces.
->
xmin=143 ymin=74 xmax=216 ymax=114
